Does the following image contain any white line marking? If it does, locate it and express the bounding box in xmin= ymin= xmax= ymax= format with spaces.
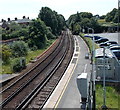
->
xmin=84 ymin=64 xmax=87 ymax=73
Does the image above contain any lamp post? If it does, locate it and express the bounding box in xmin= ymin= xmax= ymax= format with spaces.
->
xmin=101 ymin=47 xmax=107 ymax=109
xmin=88 ymin=28 xmax=96 ymax=110
xmin=118 ymin=0 xmax=120 ymax=44
xmin=118 ymin=0 xmax=120 ymax=32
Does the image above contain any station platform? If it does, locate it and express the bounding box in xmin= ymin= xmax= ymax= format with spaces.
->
xmin=0 ymin=74 xmax=19 ymax=85
xmin=44 ymin=35 xmax=92 ymax=109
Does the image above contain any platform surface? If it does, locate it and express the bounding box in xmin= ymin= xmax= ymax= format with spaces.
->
xmin=44 ymin=35 xmax=92 ymax=109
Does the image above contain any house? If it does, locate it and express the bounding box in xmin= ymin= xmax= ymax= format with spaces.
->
xmin=12 ymin=16 xmax=32 ymax=25
xmin=0 ymin=16 xmax=32 ymax=29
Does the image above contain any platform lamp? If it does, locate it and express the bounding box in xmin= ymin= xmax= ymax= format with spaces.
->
xmin=101 ymin=47 xmax=108 ymax=109
xmin=88 ymin=28 xmax=96 ymax=110
xmin=118 ymin=0 xmax=120 ymax=44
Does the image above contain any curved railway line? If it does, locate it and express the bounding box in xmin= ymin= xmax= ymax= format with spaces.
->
xmin=0 ymin=30 xmax=74 ymax=109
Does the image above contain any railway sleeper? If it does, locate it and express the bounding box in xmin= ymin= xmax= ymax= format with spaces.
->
xmin=40 ymin=92 xmax=49 ymax=96
xmin=39 ymin=95 xmax=47 ymax=99
xmin=39 ymin=98 xmax=46 ymax=101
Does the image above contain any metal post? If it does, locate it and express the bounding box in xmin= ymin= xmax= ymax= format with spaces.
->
xmin=118 ymin=0 xmax=120 ymax=44
xmin=101 ymin=47 xmax=107 ymax=109
xmin=88 ymin=28 xmax=96 ymax=109
xmin=118 ymin=0 xmax=120 ymax=32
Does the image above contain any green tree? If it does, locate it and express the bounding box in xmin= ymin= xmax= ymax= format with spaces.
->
xmin=38 ymin=7 xmax=66 ymax=35
xmin=9 ymin=22 xmax=22 ymax=31
xmin=0 ymin=44 xmax=11 ymax=63
xmin=11 ymin=41 xmax=28 ymax=57
xmin=28 ymin=19 xmax=54 ymax=49
xmin=72 ymin=22 xmax=81 ymax=35
xmin=80 ymin=18 xmax=91 ymax=28
xmin=80 ymin=12 xmax=93 ymax=19
xmin=75 ymin=12 xmax=82 ymax=23
xmin=38 ymin=7 xmax=57 ymax=34
xmin=100 ymin=15 xmax=106 ymax=19
xmin=12 ymin=57 xmax=26 ymax=72
xmin=90 ymin=18 xmax=102 ymax=33
xmin=113 ymin=9 xmax=120 ymax=23
xmin=105 ymin=8 xmax=117 ymax=22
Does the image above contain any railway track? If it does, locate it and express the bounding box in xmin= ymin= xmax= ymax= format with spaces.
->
xmin=0 ymin=30 xmax=74 ymax=109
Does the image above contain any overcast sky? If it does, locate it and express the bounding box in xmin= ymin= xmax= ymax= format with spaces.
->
xmin=0 ymin=0 xmax=118 ymax=20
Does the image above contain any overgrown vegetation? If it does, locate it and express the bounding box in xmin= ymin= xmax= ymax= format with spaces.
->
xmin=12 ymin=57 xmax=26 ymax=72
xmin=67 ymin=7 xmax=120 ymax=34
xmin=1 ymin=7 xmax=66 ymax=74
xmin=80 ymin=34 xmax=99 ymax=53
xmin=67 ymin=12 xmax=103 ymax=34
xmin=1 ymin=40 xmax=55 ymax=74
xmin=96 ymin=84 xmax=120 ymax=109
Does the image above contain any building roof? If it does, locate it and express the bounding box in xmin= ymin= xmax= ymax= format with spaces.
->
xmin=77 ymin=73 xmax=88 ymax=79
xmin=95 ymin=48 xmax=113 ymax=58
xmin=13 ymin=18 xmax=32 ymax=24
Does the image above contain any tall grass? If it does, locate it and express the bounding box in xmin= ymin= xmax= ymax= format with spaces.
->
xmin=81 ymin=36 xmax=99 ymax=53
xmin=96 ymin=84 xmax=120 ymax=109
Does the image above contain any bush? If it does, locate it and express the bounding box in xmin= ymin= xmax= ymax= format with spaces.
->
xmin=12 ymin=57 xmax=26 ymax=72
xmin=11 ymin=41 xmax=28 ymax=57
xmin=1 ymin=44 xmax=12 ymax=64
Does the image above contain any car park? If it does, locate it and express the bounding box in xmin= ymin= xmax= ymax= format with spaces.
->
xmin=100 ymin=41 xmax=118 ymax=48
xmin=95 ymin=38 xmax=109 ymax=44
xmin=108 ymin=44 xmax=119 ymax=48
xmin=99 ymin=42 xmax=109 ymax=48
xmin=93 ymin=36 xmax=102 ymax=40
xmin=106 ymin=41 xmax=117 ymax=45
xmin=109 ymin=45 xmax=120 ymax=51
xmin=112 ymin=50 xmax=120 ymax=60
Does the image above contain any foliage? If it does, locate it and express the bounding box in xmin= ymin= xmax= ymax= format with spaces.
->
xmin=96 ymin=84 xmax=120 ymax=109
xmin=38 ymin=7 xmax=66 ymax=35
xmin=11 ymin=41 xmax=28 ymax=57
xmin=100 ymin=15 xmax=106 ymax=19
xmin=81 ymin=36 xmax=99 ymax=53
xmin=72 ymin=22 xmax=81 ymax=35
xmin=12 ymin=57 xmax=26 ymax=72
xmin=9 ymin=22 xmax=22 ymax=31
xmin=105 ymin=8 xmax=120 ymax=23
xmin=28 ymin=19 xmax=52 ymax=49
xmin=80 ymin=12 xmax=93 ymax=19
xmin=2 ymin=22 xmax=29 ymax=40
xmin=0 ymin=44 xmax=12 ymax=64
xmin=67 ymin=11 xmax=103 ymax=34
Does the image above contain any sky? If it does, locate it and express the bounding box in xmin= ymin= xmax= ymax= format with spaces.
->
xmin=0 ymin=0 xmax=118 ymax=20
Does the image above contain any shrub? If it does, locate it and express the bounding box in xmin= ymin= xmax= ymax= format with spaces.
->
xmin=12 ymin=57 xmax=26 ymax=72
xmin=11 ymin=41 xmax=28 ymax=57
xmin=1 ymin=44 xmax=12 ymax=64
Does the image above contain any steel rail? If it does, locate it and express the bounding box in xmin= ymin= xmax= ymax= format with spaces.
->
xmin=1 ymin=33 xmax=67 ymax=109
xmin=16 ymin=33 xmax=70 ymax=110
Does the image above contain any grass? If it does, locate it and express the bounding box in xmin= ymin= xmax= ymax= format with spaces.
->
xmin=98 ymin=19 xmax=106 ymax=24
xmin=81 ymin=36 xmax=99 ymax=53
xmin=98 ymin=19 xmax=117 ymax=27
xmin=1 ymin=40 xmax=55 ymax=74
xmin=26 ymin=49 xmax=46 ymax=64
xmin=96 ymin=84 xmax=120 ymax=109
